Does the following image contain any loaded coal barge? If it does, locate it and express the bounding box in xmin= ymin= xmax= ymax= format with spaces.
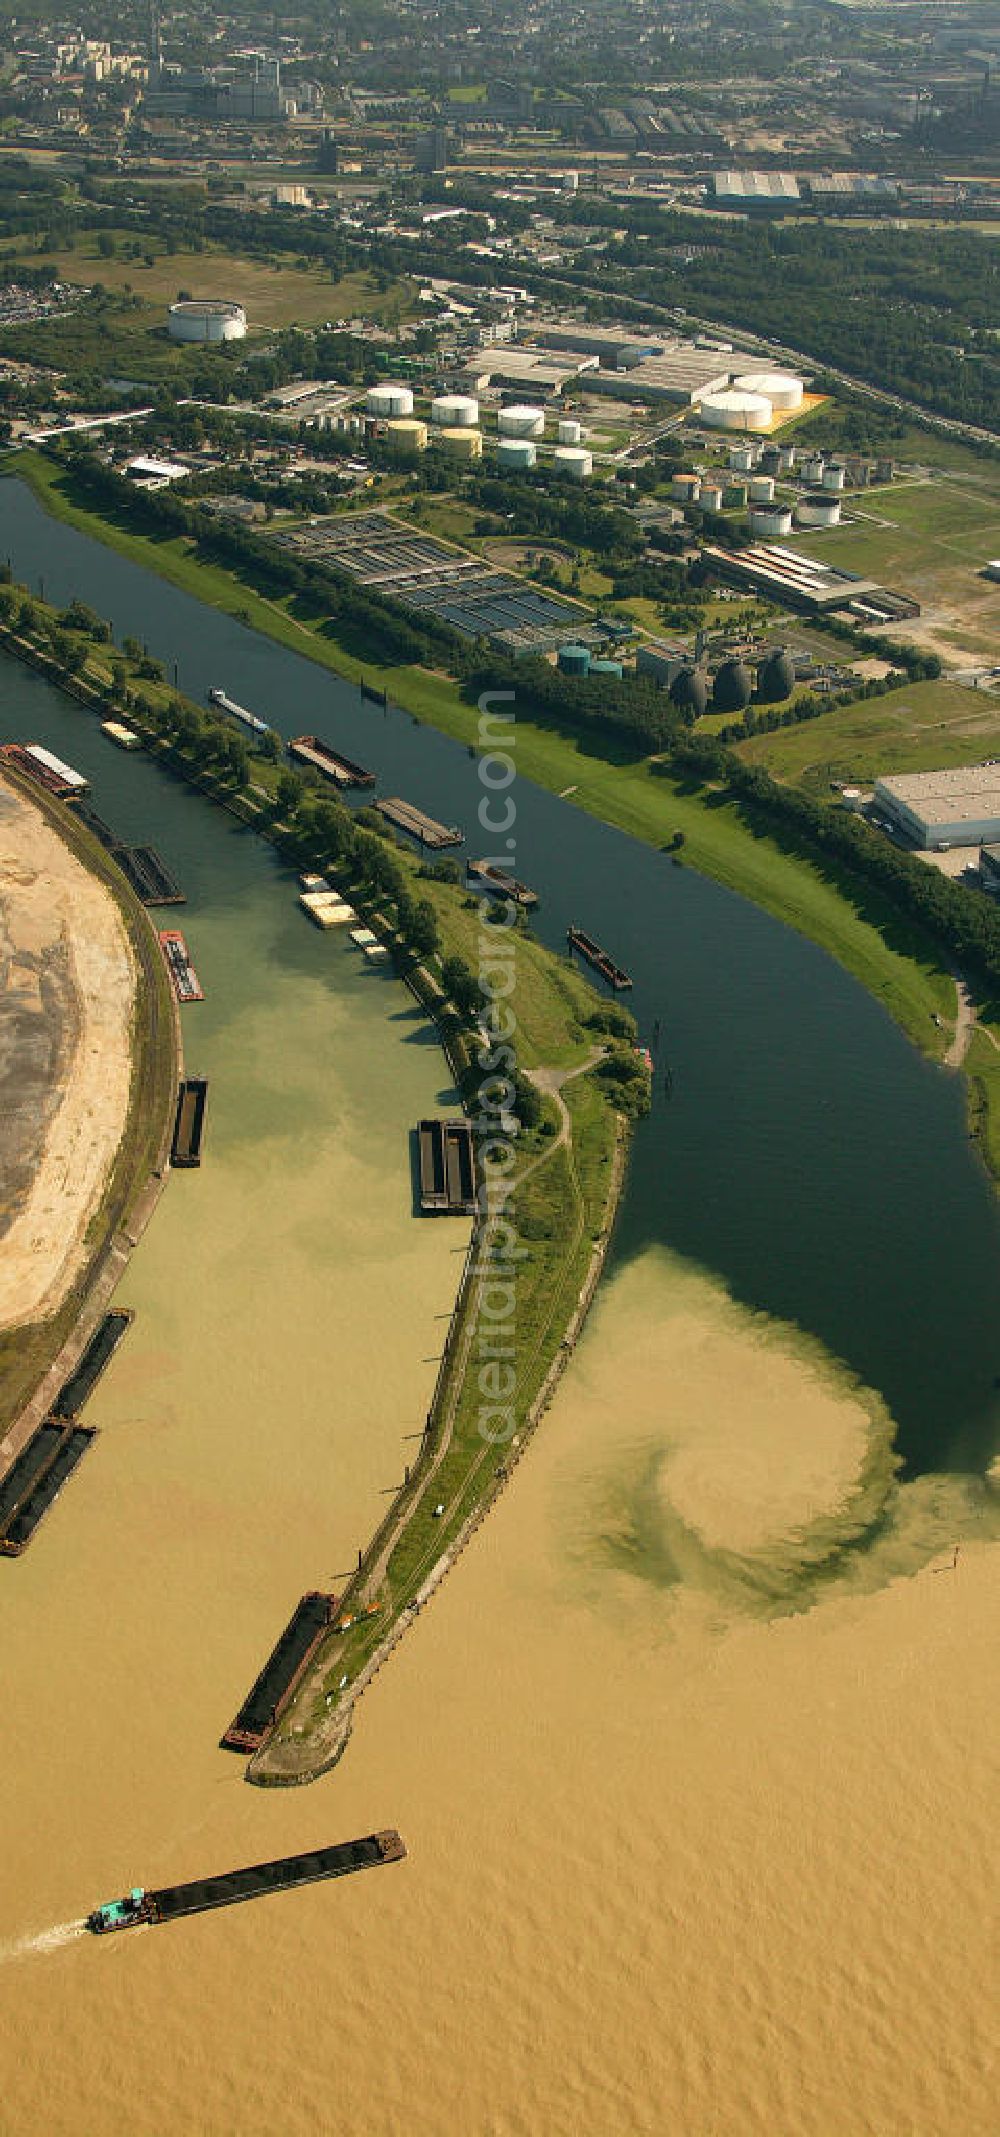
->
xmin=87 ymin=1833 xmax=405 ymax=1933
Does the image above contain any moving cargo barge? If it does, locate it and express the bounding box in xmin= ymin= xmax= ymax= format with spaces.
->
xmin=289 ymin=734 xmax=376 ymax=789
xmin=0 ymin=1422 xmax=96 ymax=1557
xmin=418 ymin=1118 xmax=477 ymax=1214
xmin=87 ymin=1831 xmax=406 ymax=1934
xmin=52 ymin=1309 xmax=133 ymax=1421
xmin=221 ymin=1591 xmax=338 ymax=1753
xmin=376 ymin=798 xmax=463 ymax=850
xmin=159 ymin=929 xmax=204 ymax=1003
xmin=567 ymin=926 xmax=632 ymax=991
xmin=171 ymin=1078 xmax=207 ymax=1168
xmin=0 ymin=1428 xmax=95 ymax=1555
xmin=467 ymin=860 xmax=538 ymax=908
xmin=208 ymin=687 xmax=272 ymax=738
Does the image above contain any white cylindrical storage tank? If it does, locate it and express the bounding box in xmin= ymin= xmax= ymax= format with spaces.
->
xmin=734 ymin=370 xmax=803 ymax=413
xmin=434 ymin=425 xmax=482 ymax=461
xmin=552 ymin=445 xmax=593 ymax=479
xmin=671 ymin=472 xmax=701 ymax=503
xmin=822 ymin=461 xmax=846 ymax=492
xmin=804 ymin=455 xmax=825 ymax=484
xmin=777 ymin=444 xmax=796 ymax=473
xmin=366 ymin=382 xmax=414 ymax=418
xmin=498 ymin=403 xmax=545 ymax=439
xmin=561 ymin=169 xmax=579 ymax=192
xmin=558 ymin=417 xmax=583 ymax=445
xmin=796 ymin=492 xmax=841 ymax=528
xmin=431 ymin=393 xmax=479 ymax=428
xmin=700 ymin=482 xmax=724 ymax=513
xmin=842 ymin=787 xmax=863 ymax=812
xmin=749 ymin=475 xmax=775 ymax=503
xmin=167 ymin=298 xmax=247 ymax=344
xmin=698 ymin=388 xmax=772 ymax=433
xmin=728 ymin=443 xmax=754 ymax=472
xmin=749 ymin=505 xmax=794 ymax=538
xmin=497 ymin=437 xmax=537 ymax=471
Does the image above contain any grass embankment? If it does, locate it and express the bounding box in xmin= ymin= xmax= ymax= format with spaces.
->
xmin=7 ymin=453 xmax=962 ymax=1065
xmin=736 ymin=677 xmax=1000 ymax=789
xmin=0 ymin=760 xmax=178 ymax=1436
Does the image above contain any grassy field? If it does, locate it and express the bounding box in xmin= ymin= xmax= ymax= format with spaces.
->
xmin=782 ymin=475 xmax=1000 ymax=637
xmin=8 ymin=450 xmax=962 ymax=1058
xmin=736 ymin=677 xmax=1000 ymax=788
xmin=0 ymin=231 xmax=415 ymax=331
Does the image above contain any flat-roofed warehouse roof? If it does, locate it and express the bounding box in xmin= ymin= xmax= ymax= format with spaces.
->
xmin=874 ymin=765 xmax=1000 ymax=847
xmin=714 ymin=170 xmax=801 ymax=204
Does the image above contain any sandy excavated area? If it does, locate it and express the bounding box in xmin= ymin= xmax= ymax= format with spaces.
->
xmin=0 ymin=774 xmax=135 ymax=1331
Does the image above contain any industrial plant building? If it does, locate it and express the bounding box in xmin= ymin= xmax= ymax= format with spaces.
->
xmin=874 ymin=768 xmax=1000 ymax=850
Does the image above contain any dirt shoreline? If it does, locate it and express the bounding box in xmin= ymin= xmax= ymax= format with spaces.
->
xmin=0 ymin=762 xmax=181 ymax=1472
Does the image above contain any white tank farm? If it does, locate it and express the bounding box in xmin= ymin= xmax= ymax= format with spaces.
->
xmin=434 ymin=425 xmax=482 ymax=460
xmin=698 ymin=388 xmax=773 ymax=433
xmin=748 ymin=475 xmax=775 ymax=503
xmin=167 ymin=299 xmax=247 ymax=343
xmin=552 ymin=445 xmax=593 ymax=479
xmin=749 ymin=505 xmax=794 ymax=537
xmin=497 ymin=437 xmax=537 ymax=470
xmin=558 ymin=417 xmax=583 ymax=445
xmin=366 ymin=383 xmax=414 ymax=418
xmin=386 ymin=417 xmax=428 ymax=451
xmin=431 ymin=394 xmax=480 ymax=428
xmin=822 ymin=462 xmax=846 ymax=492
xmin=733 ymin=370 xmax=803 ymax=413
xmin=498 ymin=404 xmax=545 ymax=438
xmin=796 ymin=493 xmax=841 ymax=527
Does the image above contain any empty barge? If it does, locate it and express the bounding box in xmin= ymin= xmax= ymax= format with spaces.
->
xmin=171 ymin=1078 xmax=208 ymax=1168
xmin=208 ymin=687 xmax=272 ymax=739
xmin=567 ymin=927 xmax=632 ymax=991
xmin=289 ymin=734 xmax=376 ymax=789
xmin=376 ymin=798 xmax=463 ymax=851
xmin=467 ymin=860 xmax=538 ymax=909
xmin=0 ymin=1419 xmax=97 ymax=1557
xmin=221 ymin=1591 xmax=338 ymax=1753
xmin=418 ymin=1118 xmax=478 ymax=1215
xmin=52 ymin=1309 xmax=133 ymax=1421
xmin=159 ymin=929 xmax=204 ymax=1003
xmin=87 ymin=1831 xmax=406 ymax=1934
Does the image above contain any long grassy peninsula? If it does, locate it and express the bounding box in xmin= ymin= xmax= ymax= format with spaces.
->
xmin=0 ymin=593 xmax=635 ymax=1776
xmin=6 ymin=452 xmax=968 ymax=1070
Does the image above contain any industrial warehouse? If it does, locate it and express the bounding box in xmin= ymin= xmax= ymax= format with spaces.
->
xmin=874 ymin=767 xmax=1000 ymax=850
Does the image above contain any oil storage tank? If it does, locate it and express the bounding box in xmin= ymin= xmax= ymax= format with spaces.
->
xmin=366 ymin=383 xmax=414 ymax=418
xmin=434 ymin=426 xmax=482 ymax=461
xmin=498 ymin=404 xmax=545 ymax=438
xmin=168 ymin=299 xmax=247 ymax=344
xmin=796 ymin=491 xmax=841 ymax=527
xmin=431 ymin=393 xmax=480 ymax=428
xmin=497 ymin=437 xmax=536 ymax=471
xmin=749 ymin=505 xmax=794 ymax=537
xmin=558 ymin=418 xmax=583 ymax=445
xmin=385 ymin=418 xmax=428 ymax=453
xmin=733 ymin=369 xmax=803 ymax=414
xmin=552 ymin=445 xmax=593 ymax=480
xmin=698 ymin=388 xmax=773 ymax=433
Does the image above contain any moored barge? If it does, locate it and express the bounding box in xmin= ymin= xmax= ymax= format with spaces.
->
xmin=289 ymin=734 xmax=376 ymax=789
xmin=221 ymin=1591 xmax=338 ymax=1753
xmin=1 ymin=741 xmax=89 ymax=798
xmin=87 ymin=1832 xmax=406 ymax=1933
xmin=0 ymin=1420 xmax=97 ymax=1557
xmin=208 ymin=687 xmax=272 ymax=738
xmin=376 ymin=797 xmax=463 ymax=850
xmin=567 ymin=926 xmax=632 ymax=991
xmin=466 ymin=860 xmax=538 ymax=908
xmin=418 ymin=1118 xmax=477 ymax=1215
xmin=171 ymin=1078 xmax=208 ymax=1168
xmin=159 ymin=929 xmax=204 ymax=1003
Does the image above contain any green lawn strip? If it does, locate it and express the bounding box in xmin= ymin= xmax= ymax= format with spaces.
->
xmin=964 ymin=1027 xmax=1000 ymax=1179
xmin=7 ymin=454 xmax=958 ymax=1055
xmin=736 ymin=678 xmax=1000 ymax=788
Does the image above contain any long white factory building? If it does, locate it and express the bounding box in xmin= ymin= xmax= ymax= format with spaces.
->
xmin=875 ymin=765 xmax=1000 ymax=848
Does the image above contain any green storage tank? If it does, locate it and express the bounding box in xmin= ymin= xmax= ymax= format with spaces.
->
xmin=589 ymin=658 xmax=624 ymax=679
xmin=723 ymin=482 xmax=748 ymax=509
xmin=558 ymin=644 xmax=592 ymax=677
